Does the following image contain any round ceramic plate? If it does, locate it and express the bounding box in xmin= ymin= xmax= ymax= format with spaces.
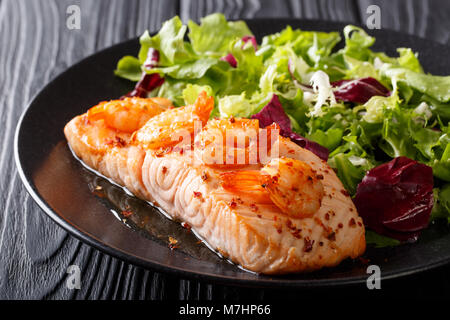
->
xmin=15 ymin=19 xmax=450 ymax=287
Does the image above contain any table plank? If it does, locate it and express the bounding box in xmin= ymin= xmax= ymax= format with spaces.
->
xmin=357 ymin=0 xmax=450 ymax=45
xmin=1 ymin=0 xmax=449 ymax=300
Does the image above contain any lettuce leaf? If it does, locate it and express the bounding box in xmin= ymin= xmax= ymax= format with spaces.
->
xmin=382 ymin=66 xmax=450 ymax=103
xmin=431 ymin=185 xmax=450 ymax=223
xmin=365 ymin=230 xmax=401 ymax=248
xmin=138 ymin=17 xmax=196 ymax=66
xmin=182 ymin=84 xmax=214 ymax=105
xmin=114 ymin=56 xmax=142 ymax=81
xmin=188 ymin=13 xmax=253 ymax=55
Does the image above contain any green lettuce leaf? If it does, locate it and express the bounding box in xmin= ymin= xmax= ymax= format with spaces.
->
xmin=114 ymin=56 xmax=142 ymax=81
xmin=365 ymin=230 xmax=401 ymax=248
xmin=148 ymin=58 xmax=218 ymax=79
xmin=188 ymin=13 xmax=253 ymax=55
xmin=431 ymin=185 xmax=450 ymax=223
xmin=182 ymin=84 xmax=214 ymax=105
xmin=382 ymin=66 xmax=450 ymax=103
xmin=139 ymin=16 xmax=196 ymax=66
xmin=329 ymin=153 xmax=368 ymax=196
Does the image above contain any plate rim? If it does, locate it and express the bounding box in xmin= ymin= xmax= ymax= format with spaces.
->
xmin=14 ymin=18 xmax=450 ymax=288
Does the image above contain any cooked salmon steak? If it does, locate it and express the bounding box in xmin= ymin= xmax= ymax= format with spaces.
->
xmin=64 ymin=92 xmax=365 ymax=274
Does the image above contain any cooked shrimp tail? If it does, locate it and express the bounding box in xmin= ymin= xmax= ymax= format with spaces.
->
xmin=87 ymin=97 xmax=172 ymax=133
xmin=220 ymin=157 xmax=324 ymax=218
xmin=193 ymin=90 xmax=214 ymax=124
xmin=133 ymin=91 xmax=214 ymax=150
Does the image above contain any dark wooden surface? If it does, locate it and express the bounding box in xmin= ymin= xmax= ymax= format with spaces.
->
xmin=1 ymin=0 xmax=450 ymax=300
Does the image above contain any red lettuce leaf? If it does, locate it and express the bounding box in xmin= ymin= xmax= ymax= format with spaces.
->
xmin=353 ymin=156 xmax=434 ymax=242
xmin=124 ymin=48 xmax=164 ymax=98
xmin=220 ymin=53 xmax=237 ymax=68
xmin=251 ymin=94 xmax=329 ymax=161
xmin=242 ymin=35 xmax=258 ymax=50
xmin=331 ymin=77 xmax=390 ymax=104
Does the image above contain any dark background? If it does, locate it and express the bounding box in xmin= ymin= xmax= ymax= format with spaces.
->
xmin=1 ymin=0 xmax=450 ymax=300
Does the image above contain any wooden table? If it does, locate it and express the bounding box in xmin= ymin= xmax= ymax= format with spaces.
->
xmin=1 ymin=0 xmax=449 ymax=300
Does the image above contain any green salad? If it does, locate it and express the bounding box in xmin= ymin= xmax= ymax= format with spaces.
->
xmin=115 ymin=13 xmax=450 ymax=246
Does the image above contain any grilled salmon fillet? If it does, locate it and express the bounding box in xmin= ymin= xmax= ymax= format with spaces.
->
xmin=64 ymin=93 xmax=365 ymax=274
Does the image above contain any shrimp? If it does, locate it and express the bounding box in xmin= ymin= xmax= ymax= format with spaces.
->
xmin=195 ymin=117 xmax=259 ymax=166
xmin=194 ymin=118 xmax=280 ymax=167
xmin=87 ymin=97 xmax=172 ymax=133
xmin=133 ymin=91 xmax=214 ymax=150
xmin=220 ymin=157 xmax=324 ymax=218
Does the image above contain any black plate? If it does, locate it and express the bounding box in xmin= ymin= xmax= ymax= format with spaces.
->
xmin=15 ymin=19 xmax=450 ymax=288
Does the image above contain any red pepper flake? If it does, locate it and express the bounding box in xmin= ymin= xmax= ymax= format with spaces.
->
xmin=181 ymin=222 xmax=192 ymax=232
xmin=349 ymin=218 xmax=356 ymax=227
xmin=359 ymin=257 xmax=370 ymax=265
xmin=201 ymin=171 xmax=208 ymax=181
xmin=229 ymin=116 xmax=235 ymax=123
xmin=338 ymin=223 xmax=343 ymax=229
xmin=229 ymin=200 xmax=237 ymax=209
xmin=193 ymin=191 xmax=202 ymax=198
xmin=341 ymin=189 xmax=350 ymax=197
xmin=276 ymin=226 xmax=282 ymax=234
xmin=325 ymin=213 xmax=330 ymax=220
xmin=122 ymin=210 xmax=133 ymax=218
xmin=292 ymin=229 xmax=302 ymax=239
xmin=250 ymin=203 xmax=259 ymax=212
xmin=273 ymin=216 xmax=278 ymax=221
xmin=288 ymin=149 xmax=295 ymax=154
xmin=106 ymin=136 xmax=126 ymax=148
xmin=286 ymin=219 xmax=295 ymax=230
xmin=327 ymin=231 xmax=336 ymax=241
xmin=349 ymin=207 xmax=354 ymax=212
xmin=162 ymin=166 xmax=168 ymax=174
xmin=316 ymin=174 xmax=324 ymax=180
xmin=358 ymin=221 xmax=363 ymax=227
xmin=303 ymin=238 xmax=314 ymax=252
xmin=155 ymin=146 xmax=173 ymax=157
xmin=319 ymin=241 xmax=324 ymax=246
xmin=257 ymin=214 xmax=262 ymax=218
xmin=116 ymin=136 xmax=126 ymax=147
xmin=286 ymin=161 xmax=293 ymax=167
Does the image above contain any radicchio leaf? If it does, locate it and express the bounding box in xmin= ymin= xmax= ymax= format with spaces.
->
xmin=251 ymin=94 xmax=329 ymax=161
xmin=353 ymin=156 xmax=434 ymax=242
xmin=220 ymin=53 xmax=237 ymax=68
xmin=331 ymin=77 xmax=390 ymax=104
xmin=242 ymin=35 xmax=258 ymax=50
xmin=124 ymin=48 xmax=164 ymax=98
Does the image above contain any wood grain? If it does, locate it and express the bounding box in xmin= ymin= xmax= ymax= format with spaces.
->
xmin=0 ymin=0 xmax=449 ymax=300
